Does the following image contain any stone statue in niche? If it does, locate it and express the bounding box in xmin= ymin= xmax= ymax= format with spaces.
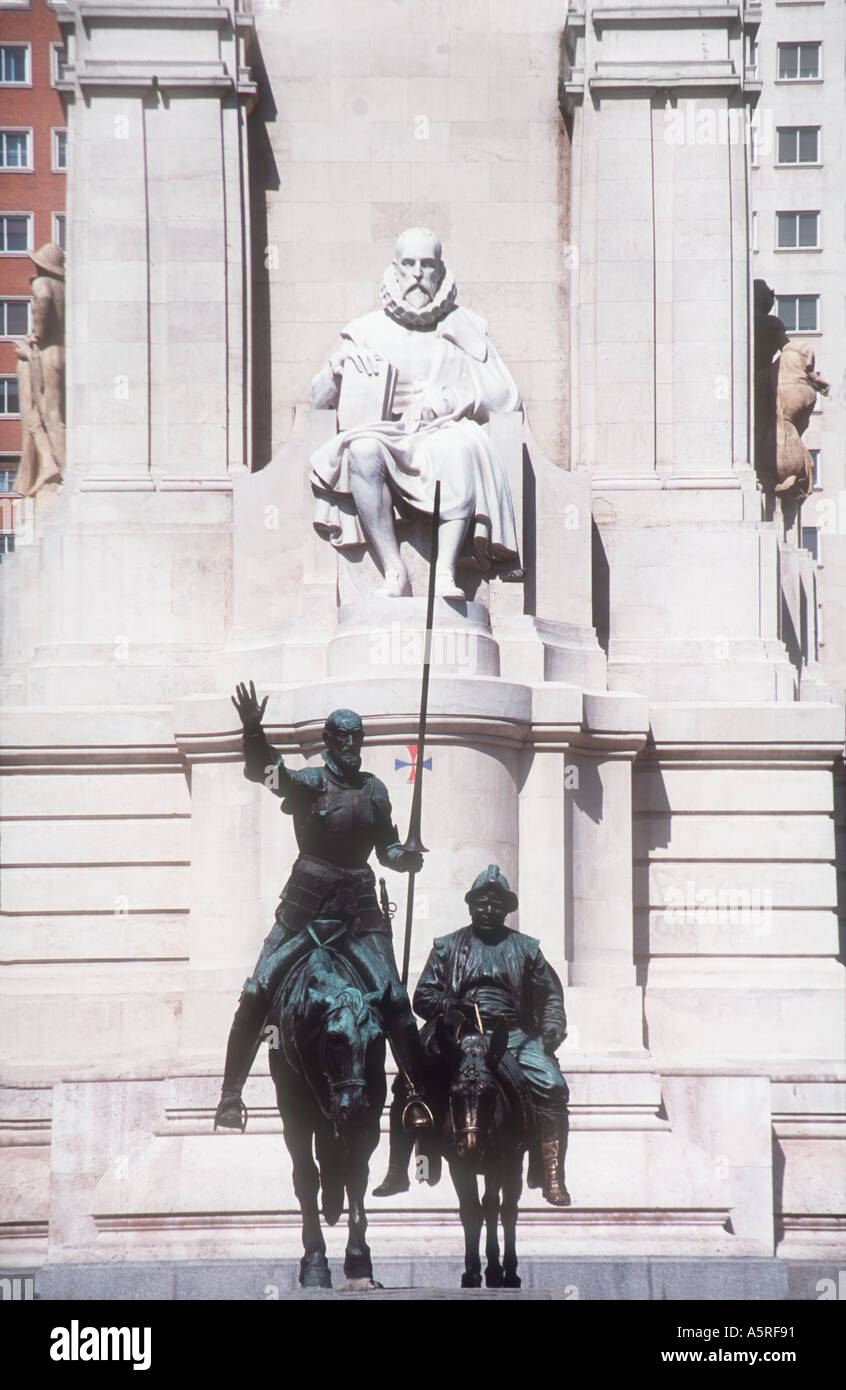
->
xmin=753 ymin=279 xmax=828 ymax=504
xmin=14 ymin=243 xmax=66 ymax=498
xmin=308 ymin=227 xmax=522 ymax=599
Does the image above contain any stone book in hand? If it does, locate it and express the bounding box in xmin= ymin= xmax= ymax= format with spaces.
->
xmin=337 ymin=356 xmax=397 ymax=430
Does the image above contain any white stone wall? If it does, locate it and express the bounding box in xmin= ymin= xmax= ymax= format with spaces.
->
xmin=255 ymin=0 xmax=572 ymax=464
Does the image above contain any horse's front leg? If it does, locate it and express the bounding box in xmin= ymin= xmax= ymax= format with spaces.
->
xmin=449 ymin=1160 xmax=483 ymax=1289
xmin=500 ymin=1152 xmax=523 ymax=1289
xmin=286 ymin=1120 xmax=331 ymax=1289
xmin=342 ymin=1149 xmax=376 ymax=1287
xmin=482 ymin=1167 xmax=503 ymax=1288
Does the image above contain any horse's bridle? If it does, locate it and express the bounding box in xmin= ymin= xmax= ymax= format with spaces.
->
xmin=327 ymin=1077 xmax=368 ymax=1095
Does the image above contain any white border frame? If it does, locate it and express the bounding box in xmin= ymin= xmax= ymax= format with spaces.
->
xmin=774 ymin=210 xmax=821 ymax=252
xmin=0 ymin=374 xmax=22 ymax=418
xmin=51 ymin=127 xmax=67 ymax=173
xmin=775 ymin=292 xmax=821 ymax=334
xmin=0 ymin=210 xmax=33 ymax=254
xmin=0 ymin=40 xmax=31 ymax=87
xmin=774 ymin=124 xmax=822 ymax=167
xmin=0 ymin=296 xmax=31 ymax=340
xmin=775 ymin=40 xmax=823 ymax=82
xmin=0 ymin=127 xmax=33 ymax=173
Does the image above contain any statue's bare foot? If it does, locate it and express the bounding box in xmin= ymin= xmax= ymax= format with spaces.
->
xmin=374 ymin=567 xmax=410 ymax=598
xmin=434 ymin=567 xmax=463 ymax=600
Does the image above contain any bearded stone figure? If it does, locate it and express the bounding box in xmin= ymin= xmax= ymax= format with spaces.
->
xmin=308 ymin=227 xmax=522 ymax=599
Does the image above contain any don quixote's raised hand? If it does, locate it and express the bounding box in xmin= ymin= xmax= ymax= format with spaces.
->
xmin=231 ymin=680 xmax=268 ymax=736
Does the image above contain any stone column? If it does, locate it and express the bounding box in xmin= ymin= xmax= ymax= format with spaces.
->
xmin=562 ymin=1 xmax=812 ymax=705
xmin=565 ymin=691 xmax=649 ymax=1051
xmin=59 ymin=0 xmax=256 ymax=484
xmin=563 ymin=0 xmax=761 ymax=480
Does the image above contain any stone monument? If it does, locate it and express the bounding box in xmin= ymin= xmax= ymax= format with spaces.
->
xmin=308 ymin=226 xmax=522 ymax=599
xmin=0 ymin=0 xmax=842 ymax=1298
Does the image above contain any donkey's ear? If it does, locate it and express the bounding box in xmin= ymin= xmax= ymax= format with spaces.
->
xmin=487 ymin=1016 xmax=509 ymax=1066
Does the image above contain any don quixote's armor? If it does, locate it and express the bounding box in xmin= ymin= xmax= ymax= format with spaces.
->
xmin=214 ymin=690 xmax=432 ymax=1135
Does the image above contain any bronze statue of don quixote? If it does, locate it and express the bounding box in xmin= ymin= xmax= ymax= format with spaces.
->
xmin=215 ymin=486 xmax=571 ymax=1292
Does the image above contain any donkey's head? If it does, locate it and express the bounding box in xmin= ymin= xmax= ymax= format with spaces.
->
xmin=439 ymin=1015 xmax=509 ymax=1168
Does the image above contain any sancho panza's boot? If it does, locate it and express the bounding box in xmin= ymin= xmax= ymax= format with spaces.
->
xmin=537 ymin=1108 xmax=572 ymax=1207
xmin=214 ymin=979 xmax=268 ymax=1131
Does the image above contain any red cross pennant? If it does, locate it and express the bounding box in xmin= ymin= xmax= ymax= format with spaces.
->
xmin=394 ymin=744 xmax=432 ymax=784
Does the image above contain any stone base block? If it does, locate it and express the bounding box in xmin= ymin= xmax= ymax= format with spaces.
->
xmin=19 ymin=1255 xmax=805 ymax=1301
xmin=328 ymin=596 xmax=500 ymax=678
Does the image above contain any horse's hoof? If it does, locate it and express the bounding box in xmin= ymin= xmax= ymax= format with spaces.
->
xmin=461 ymin=1273 xmax=482 ymax=1289
xmin=503 ymin=1273 xmax=522 ymax=1289
xmin=343 ymin=1252 xmax=374 ymax=1282
xmin=485 ymin=1267 xmax=504 ymax=1289
xmin=339 ymin=1278 xmax=383 ymax=1292
xmin=299 ymin=1255 xmax=332 ymax=1290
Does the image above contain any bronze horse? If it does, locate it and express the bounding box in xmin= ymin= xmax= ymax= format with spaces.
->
xmin=433 ymin=1015 xmax=529 ymax=1289
xmin=268 ymin=945 xmax=388 ymax=1289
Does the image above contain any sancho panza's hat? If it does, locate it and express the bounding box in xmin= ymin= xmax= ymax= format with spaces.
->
xmin=29 ymin=243 xmax=65 ymax=279
xmin=465 ymin=864 xmax=518 ymax=915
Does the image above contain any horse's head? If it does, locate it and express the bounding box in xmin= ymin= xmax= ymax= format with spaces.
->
xmin=439 ymin=1015 xmax=509 ymax=1167
xmin=309 ymin=970 xmax=388 ymax=1138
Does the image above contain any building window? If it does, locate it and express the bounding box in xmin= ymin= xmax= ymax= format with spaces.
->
xmin=0 ymin=299 xmax=30 ymax=338
xmin=0 ymin=377 xmax=21 ymax=416
xmin=777 ymin=42 xmax=821 ymax=80
xmin=776 ymin=127 xmax=820 ymax=165
xmin=0 ymin=212 xmax=32 ymax=253
xmin=50 ymin=42 xmax=69 ymax=86
xmin=53 ymin=213 xmax=65 ymax=249
xmin=776 ymin=295 xmax=819 ymax=333
xmin=808 ymin=449 xmax=820 ymax=489
xmin=801 ymin=525 xmax=819 ymax=562
xmin=0 ymin=465 xmax=19 ymax=492
xmin=0 ymin=130 xmax=32 ymax=171
xmin=776 ymin=211 xmax=820 ymax=249
xmin=0 ymin=534 xmax=16 ymax=557
xmin=52 ymin=129 xmax=67 ymax=172
xmin=0 ymin=44 xmax=29 ymax=84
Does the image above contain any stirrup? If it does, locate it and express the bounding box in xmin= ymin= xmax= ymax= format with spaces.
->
xmin=214 ymin=1095 xmax=248 ymax=1132
xmin=401 ymin=1095 xmax=434 ymax=1132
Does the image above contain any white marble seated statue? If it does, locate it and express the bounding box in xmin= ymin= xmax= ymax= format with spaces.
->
xmin=308 ymin=227 xmax=522 ymax=599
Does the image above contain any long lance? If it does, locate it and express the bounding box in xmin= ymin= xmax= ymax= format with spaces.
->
xmin=400 ymin=480 xmax=441 ymax=988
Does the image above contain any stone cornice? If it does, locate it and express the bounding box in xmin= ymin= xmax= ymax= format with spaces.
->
xmin=76 ymin=5 xmax=238 ymax=24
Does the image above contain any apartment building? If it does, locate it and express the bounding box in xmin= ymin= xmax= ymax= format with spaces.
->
xmin=749 ymin=0 xmax=846 ymax=699
xmin=0 ymin=0 xmax=66 ymax=554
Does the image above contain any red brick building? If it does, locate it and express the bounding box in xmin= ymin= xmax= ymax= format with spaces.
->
xmin=0 ymin=0 xmax=66 ymax=543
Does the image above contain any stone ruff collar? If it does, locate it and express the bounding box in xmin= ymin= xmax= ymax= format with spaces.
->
xmin=379 ymin=264 xmax=459 ymax=330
